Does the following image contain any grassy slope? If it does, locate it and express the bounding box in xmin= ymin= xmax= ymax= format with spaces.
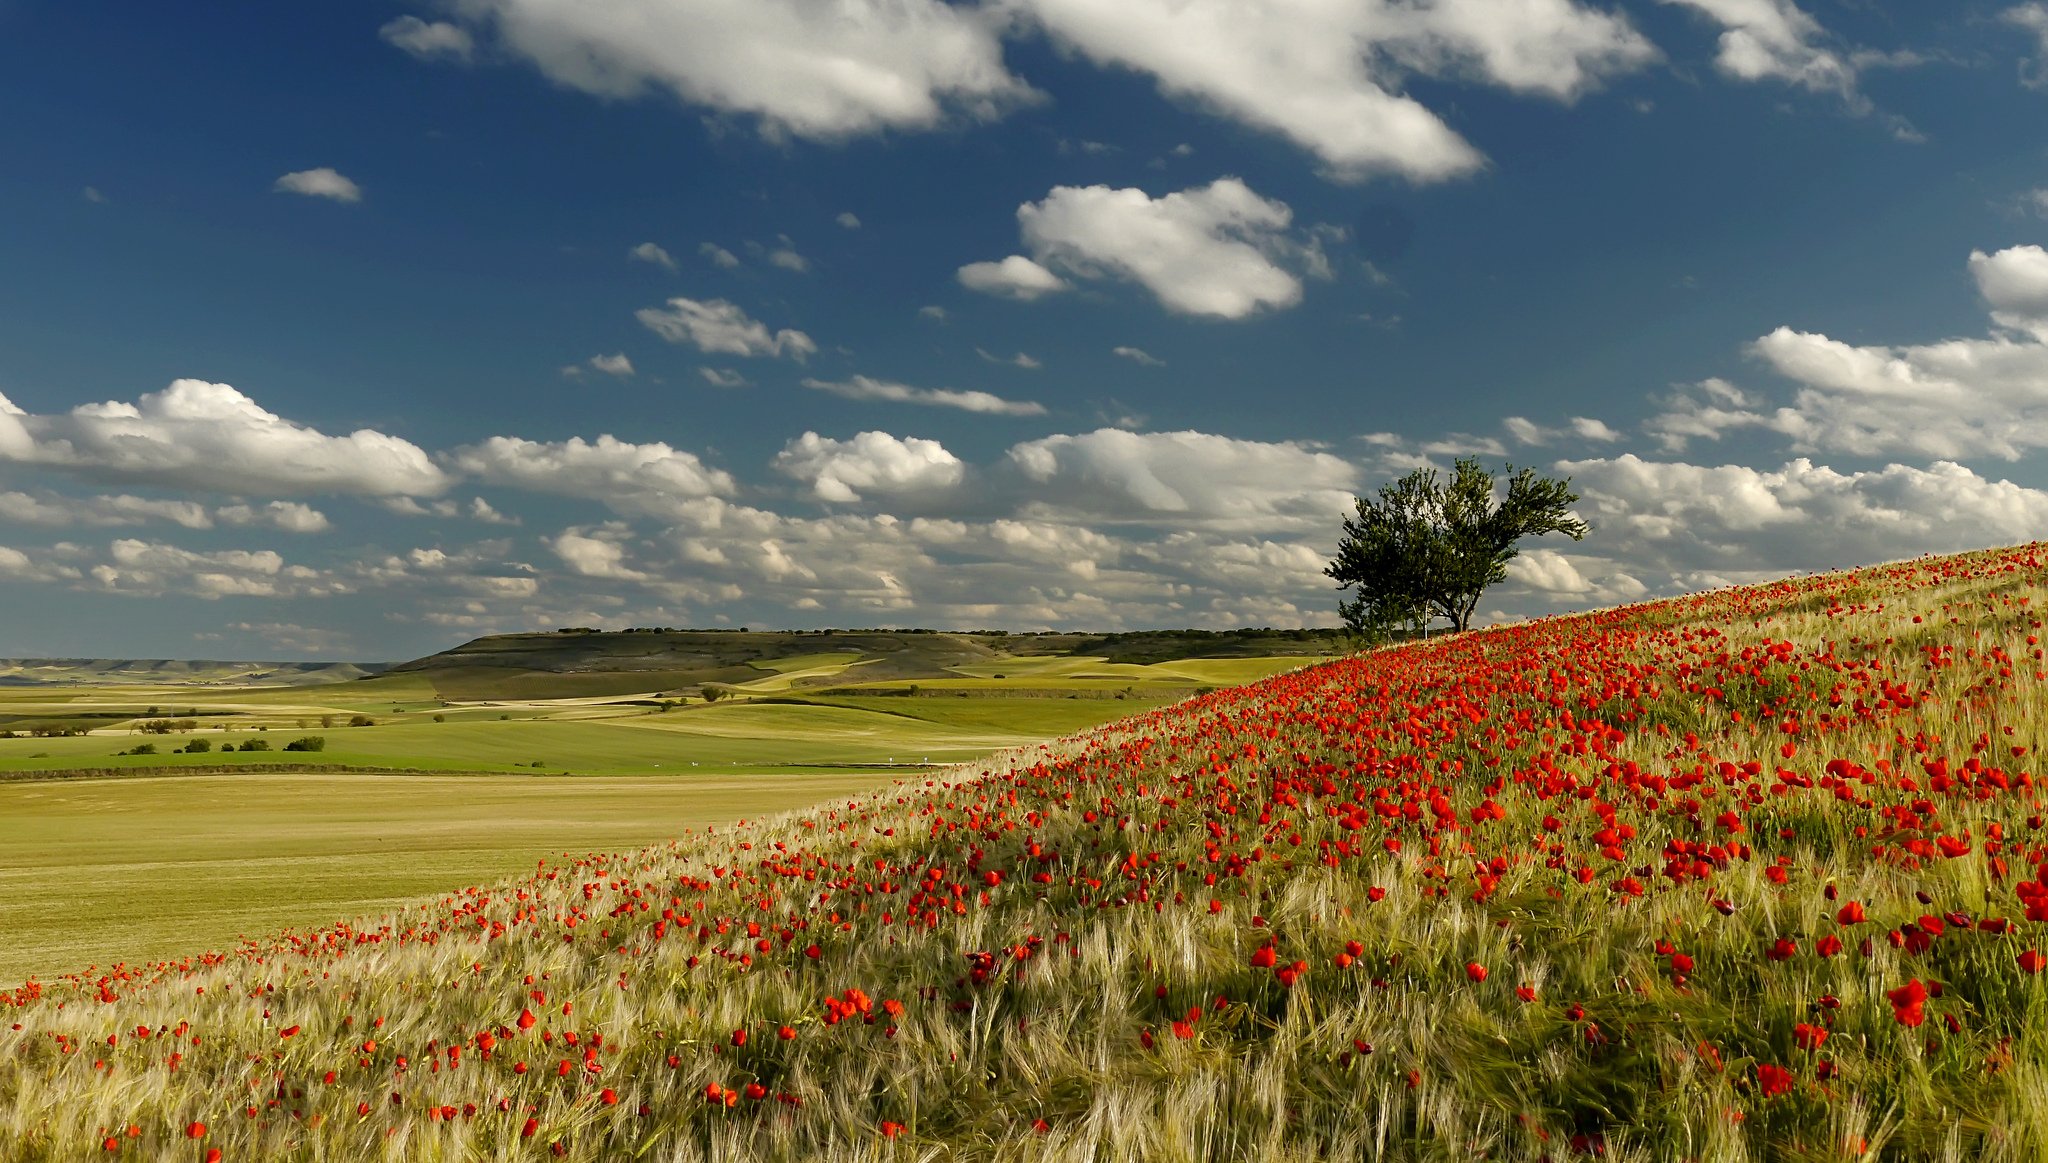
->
xmin=17 ymin=553 xmax=2048 ymax=1158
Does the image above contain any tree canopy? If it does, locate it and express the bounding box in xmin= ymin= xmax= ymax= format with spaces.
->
xmin=1326 ymin=459 xmax=1588 ymax=638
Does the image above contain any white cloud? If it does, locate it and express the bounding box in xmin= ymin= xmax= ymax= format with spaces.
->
xmin=273 ymin=167 xmax=363 ymax=203
xmin=1659 ymin=0 xmax=1916 ymax=120
xmin=1014 ymin=0 xmax=1655 ymax=181
xmin=587 ymin=352 xmax=636 ymax=377
xmin=700 ymin=243 xmax=740 ymax=269
xmin=1559 ymin=453 xmax=2048 ymax=582
xmin=636 ymin=297 xmax=817 ymax=360
xmin=445 ymin=0 xmax=1035 ymax=140
xmin=93 ymin=539 xmax=330 ymax=601
xmin=982 ymin=179 xmax=1314 ymax=318
xmin=629 ymin=241 xmax=678 ymax=271
xmin=469 ymin=497 xmax=519 ymax=525
xmin=1507 ymin=547 xmax=1593 ymax=593
xmin=380 ymin=15 xmax=475 ymax=61
xmin=550 ymin=525 xmax=648 ymax=581
xmin=837 ymin=211 xmax=862 ymax=230
xmin=977 ymin=348 xmax=1041 ymax=369
xmin=1112 ymin=345 xmax=1164 ymax=366
xmin=0 ymin=544 xmax=80 ymax=584
xmin=217 ymin=501 xmax=332 ymax=534
xmin=956 ymin=255 xmax=1067 ymax=300
xmin=698 ymin=368 xmax=749 ymax=389
xmin=0 ymin=491 xmax=211 ymax=530
xmin=1004 ymin=428 xmax=1357 ymax=529
xmin=918 ymin=305 xmax=948 ymax=322
xmin=767 ymin=245 xmax=809 ymax=273
xmin=446 ymin=433 xmax=735 ymax=517
xmin=1504 ymin=415 xmax=1623 ymax=444
xmin=1971 ymin=243 xmax=2048 ymax=337
xmin=2005 ymin=3 xmax=2048 ymax=89
xmin=82 ymin=186 xmax=107 ymax=205
xmin=0 ymin=380 xmax=448 ymax=497
xmin=801 ymin=374 xmax=1046 ymax=416
xmin=1649 ymin=246 xmax=2048 ymax=461
xmin=774 ymin=431 xmax=966 ymax=502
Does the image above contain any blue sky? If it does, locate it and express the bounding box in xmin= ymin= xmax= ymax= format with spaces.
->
xmin=0 ymin=0 xmax=2046 ymax=660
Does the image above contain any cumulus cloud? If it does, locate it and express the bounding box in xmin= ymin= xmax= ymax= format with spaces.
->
xmin=956 ymin=255 xmax=1067 ymax=300
xmin=379 ymin=15 xmax=474 ymax=61
xmin=1649 ymin=246 xmax=2048 ymax=461
xmin=273 ymin=167 xmax=363 ymax=203
xmin=1112 ymin=345 xmax=1165 ymax=366
xmin=0 ymin=491 xmax=212 ymax=530
xmin=836 ymin=211 xmax=862 ymax=230
xmin=91 ymin=539 xmax=337 ymax=601
xmin=1004 ymin=428 xmax=1357 ymax=530
xmin=801 ymin=375 xmax=1046 ymax=416
xmin=700 ymin=243 xmax=740 ymax=269
xmin=217 ymin=500 xmax=331 ymax=534
xmin=0 ymin=380 xmax=448 ymax=497
xmin=1014 ymin=0 xmax=1653 ymax=181
xmin=636 ymin=297 xmax=816 ymax=360
xmin=972 ymin=179 xmax=1318 ymax=318
xmin=1560 ymin=453 xmax=2048 ymax=583
xmin=629 ymin=241 xmax=678 ymax=271
xmin=774 ymin=431 xmax=966 ymax=502
xmin=698 ymin=368 xmax=748 ymax=389
xmin=1660 ymin=0 xmax=1918 ymax=123
xmin=550 ymin=525 xmax=648 ymax=581
xmin=438 ymin=0 xmax=1035 ymax=140
xmin=586 ymin=353 xmax=636 ymax=377
xmin=446 ymin=433 xmax=735 ymax=517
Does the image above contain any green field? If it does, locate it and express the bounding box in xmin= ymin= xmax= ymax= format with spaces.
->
xmin=0 ymin=652 xmax=1326 ymax=987
xmin=0 ymin=769 xmax=899 ymax=986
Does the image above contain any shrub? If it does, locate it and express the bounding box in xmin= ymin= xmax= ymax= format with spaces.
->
xmin=239 ymin=739 xmax=270 ymax=752
xmin=348 ymin=714 xmax=375 ymax=727
xmin=182 ymin=739 xmax=211 ymax=754
xmin=120 ymin=743 xmax=157 ymax=756
xmin=283 ymin=736 xmax=326 ymax=753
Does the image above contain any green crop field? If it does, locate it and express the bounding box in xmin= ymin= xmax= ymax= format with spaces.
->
xmin=0 ymin=653 xmax=1324 ymax=989
xmin=0 ymin=769 xmax=901 ymax=987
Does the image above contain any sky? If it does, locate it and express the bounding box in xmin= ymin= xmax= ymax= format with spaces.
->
xmin=1 ymin=0 xmax=2046 ymax=661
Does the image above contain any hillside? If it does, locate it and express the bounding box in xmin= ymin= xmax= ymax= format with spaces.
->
xmin=0 ymin=658 xmax=385 ymax=686
xmin=6 ymin=547 xmax=2048 ymax=1159
xmin=385 ymin=627 xmax=1346 ymax=700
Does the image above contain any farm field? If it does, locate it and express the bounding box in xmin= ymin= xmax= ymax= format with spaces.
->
xmin=0 ymin=770 xmax=899 ymax=988
xmin=12 ymin=548 xmax=2048 ymax=1158
xmin=0 ymin=653 xmax=1316 ymax=776
xmin=0 ymin=655 xmax=1313 ymax=986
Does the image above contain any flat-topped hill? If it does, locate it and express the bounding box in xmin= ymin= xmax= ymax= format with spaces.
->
xmin=385 ymin=626 xmax=1347 ymax=700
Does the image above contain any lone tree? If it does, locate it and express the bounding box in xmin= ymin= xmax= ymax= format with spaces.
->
xmin=1326 ymin=458 xmax=1588 ymax=638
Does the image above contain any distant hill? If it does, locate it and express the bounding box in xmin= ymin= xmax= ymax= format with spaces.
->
xmin=0 ymin=658 xmax=387 ymax=686
xmin=384 ymin=627 xmax=1347 ymax=701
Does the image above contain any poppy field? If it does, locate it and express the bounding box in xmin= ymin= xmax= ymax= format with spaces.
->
xmin=6 ymin=544 xmax=2048 ymax=1160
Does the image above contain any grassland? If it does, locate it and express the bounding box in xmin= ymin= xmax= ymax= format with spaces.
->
xmin=0 ymin=653 xmax=1312 ymax=776
xmin=0 ymin=651 xmax=1322 ymax=993
xmin=0 ymin=770 xmax=899 ymax=987
xmin=5 ymin=545 xmax=2044 ymax=1159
